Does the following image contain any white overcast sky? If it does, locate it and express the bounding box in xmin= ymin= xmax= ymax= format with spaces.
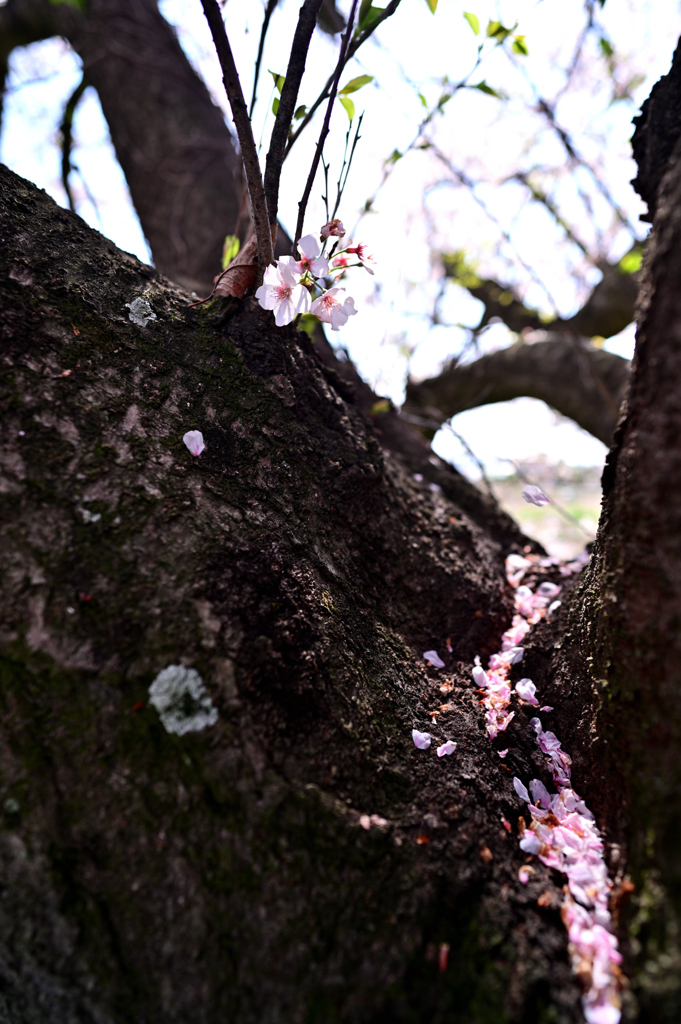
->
xmin=2 ymin=0 xmax=680 ymax=478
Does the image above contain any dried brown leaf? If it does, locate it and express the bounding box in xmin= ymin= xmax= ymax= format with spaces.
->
xmin=214 ymin=234 xmax=259 ymax=298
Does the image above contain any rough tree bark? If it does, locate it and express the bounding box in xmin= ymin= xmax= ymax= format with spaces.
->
xmin=0 ymin=163 xmax=594 ymax=1024
xmin=2 ymin=28 xmax=681 ymax=1024
xmin=516 ymin=39 xmax=681 ymax=1023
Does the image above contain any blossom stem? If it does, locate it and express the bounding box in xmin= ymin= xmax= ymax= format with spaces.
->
xmin=200 ymin=0 xmax=274 ymax=277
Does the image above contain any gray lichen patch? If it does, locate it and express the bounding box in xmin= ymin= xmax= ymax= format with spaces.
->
xmin=148 ymin=665 xmax=218 ymax=735
xmin=126 ymin=296 xmax=157 ymax=328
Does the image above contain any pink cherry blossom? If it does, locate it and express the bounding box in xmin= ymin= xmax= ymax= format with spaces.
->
xmin=522 ymin=484 xmax=550 ymax=506
xmin=296 ymin=234 xmax=330 ymax=277
xmin=346 ymin=242 xmax=377 ymax=275
xmin=310 ymin=288 xmax=357 ymax=331
xmin=332 ymin=254 xmax=350 ymax=270
xmin=424 ymin=650 xmax=445 ymax=668
xmin=183 ymin=430 xmax=205 ymax=456
xmin=437 ymin=740 xmax=457 ymax=756
xmin=412 ymin=729 xmax=431 ymax=749
xmin=498 ymin=749 xmax=508 ymax=757
xmin=255 ymin=260 xmax=310 ymax=326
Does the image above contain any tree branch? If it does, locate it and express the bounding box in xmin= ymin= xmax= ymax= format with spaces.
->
xmin=294 ymin=0 xmax=358 ymax=248
xmin=249 ymin=0 xmax=278 ymax=118
xmin=404 ymin=337 xmax=631 ymax=447
xmin=284 ymin=0 xmax=402 ymax=160
xmin=200 ymin=0 xmax=274 ymax=275
xmin=59 ymin=73 xmax=88 ymax=213
xmin=263 ymin=0 xmax=326 ymax=227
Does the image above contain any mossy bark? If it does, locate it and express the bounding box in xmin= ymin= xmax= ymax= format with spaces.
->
xmin=0 ymin=164 xmax=588 ymax=1023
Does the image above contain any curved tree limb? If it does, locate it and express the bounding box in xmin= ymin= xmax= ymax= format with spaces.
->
xmin=405 ymin=337 xmax=631 ymax=447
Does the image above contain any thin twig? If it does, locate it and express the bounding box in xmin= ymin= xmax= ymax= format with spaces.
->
xmin=284 ymin=0 xmax=402 ymax=161
xmin=264 ymin=0 xmax=326 ymax=227
xmin=60 ymin=74 xmax=88 ymax=213
xmin=426 ymin=145 xmax=562 ymax=314
xmin=398 ymin=410 xmax=496 ymax=499
xmin=332 ymin=113 xmax=363 ymax=221
xmin=249 ymin=0 xmax=278 ymax=117
xmin=200 ymin=0 xmax=274 ymax=276
xmin=294 ymin=0 xmax=359 ymax=249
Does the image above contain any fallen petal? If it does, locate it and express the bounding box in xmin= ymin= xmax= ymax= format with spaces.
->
xmin=412 ymin=729 xmax=432 ymax=749
xmin=437 ymin=740 xmax=457 ymax=757
xmin=424 ymin=650 xmax=445 ymax=668
xmin=514 ymin=777 xmax=530 ymax=802
xmin=522 ymin=484 xmax=550 ymax=506
xmin=183 ymin=429 xmax=205 ymax=456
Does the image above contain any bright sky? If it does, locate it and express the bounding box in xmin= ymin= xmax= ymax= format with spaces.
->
xmin=2 ymin=0 xmax=679 ymax=480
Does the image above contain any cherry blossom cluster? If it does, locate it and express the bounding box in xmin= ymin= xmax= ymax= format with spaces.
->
xmin=498 ymin=554 xmax=622 ymax=1024
xmin=255 ymin=221 xmax=376 ymax=330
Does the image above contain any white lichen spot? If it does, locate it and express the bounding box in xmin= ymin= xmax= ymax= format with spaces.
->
xmin=126 ymin=296 xmax=157 ymax=328
xmin=148 ymin=665 xmax=218 ymax=735
xmin=80 ymin=508 xmax=102 ymax=524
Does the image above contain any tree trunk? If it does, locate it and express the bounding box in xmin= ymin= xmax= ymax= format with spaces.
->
xmin=0 ymin=163 xmax=594 ymax=1023
xmin=525 ymin=41 xmax=681 ymax=1023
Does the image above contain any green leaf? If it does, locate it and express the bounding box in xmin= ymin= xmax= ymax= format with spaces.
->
xmin=339 ymin=96 xmax=355 ymax=121
xmin=297 ymin=313 xmax=320 ymax=339
xmin=272 ymin=97 xmax=279 ymax=116
xmin=619 ymin=247 xmax=643 ymax=274
xmin=463 ymin=11 xmax=480 ymax=34
xmin=49 ymin=0 xmax=86 ymax=8
xmin=418 ymin=92 xmax=427 ymax=108
xmin=512 ymin=35 xmax=529 ymax=56
xmin=424 ymin=0 xmax=438 ymax=12
xmin=599 ymin=36 xmax=614 ymax=57
xmin=371 ymin=399 xmax=391 ymax=415
xmin=486 ymin=20 xmax=512 ymax=40
xmin=268 ymin=70 xmax=285 ymax=94
xmin=221 ymin=235 xmax=240 ymax=269
xmin=386 ymin=149 xmax=402 ymax=165
xmin=472 ymin=80 xmax=502 ymax=98
xmin=294 ymin=105 xmax=307 ymax=120
xmin=357 ymin=3 xmax=385 ymax=32
xmin=339 ymin=74 xmax=374 ymax=95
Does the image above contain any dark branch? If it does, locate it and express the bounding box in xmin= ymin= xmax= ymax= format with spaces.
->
xmin=249 ymin=0 xmax=278 ymax=118
xmin=284 ymin=0 xmax=402 ymax=160
xmin=200 ymin=0 xmax=274 ymax=275
xmin=294 ymin=0 xmax=358 ymax=248
xmin=264 ymin=0 xmax=326 ymax=226
xmin=59 ymin=74 xmax=88 ymax=213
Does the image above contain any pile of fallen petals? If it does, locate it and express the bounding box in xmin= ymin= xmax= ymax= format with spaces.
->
xmin=499 ymin=553 xmax=622 ymax=1024
xmin=412 ymin=548 xmax=622 ymax=1022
